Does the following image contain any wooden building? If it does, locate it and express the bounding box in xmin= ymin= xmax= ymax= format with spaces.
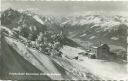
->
xmin=89 ymin=44 xmax=110 ymax=59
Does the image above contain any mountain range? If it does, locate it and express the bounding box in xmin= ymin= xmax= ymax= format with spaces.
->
xmin=1 ymin=8 xmax=127 ymax=60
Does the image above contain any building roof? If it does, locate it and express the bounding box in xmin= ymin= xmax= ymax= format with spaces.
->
xmin=60 ymin=45 xmax=85 ymax=56
xmin=91 ymin=44 xmax=109 ymax=49
xmin=91 ymin=46 xmax=98 ymax=49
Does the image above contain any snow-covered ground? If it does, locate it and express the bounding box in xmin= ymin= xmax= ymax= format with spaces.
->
xmin=74 ymin=56 xmax=128 ymax=80
xmin=60 ymin=45 xmax=85 ymax=59
xmin=59 ymin=43 xmax=128 ymax=80
xmin=4 ymin=36 xmax=128 ymax=80
xmin=4 ymin=36 xmax=97 ymax=80
xmin=58 ymin=44 xmax=128 ymax=80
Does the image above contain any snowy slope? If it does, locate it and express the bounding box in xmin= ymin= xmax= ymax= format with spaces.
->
xmin=75 ymin=56 xmax=128 ymax=80
xmin=4 ymin=36 xmax=99 ymax=80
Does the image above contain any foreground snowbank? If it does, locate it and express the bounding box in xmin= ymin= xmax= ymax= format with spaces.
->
xmin=76 ymin=56 xmax=128 ymax=80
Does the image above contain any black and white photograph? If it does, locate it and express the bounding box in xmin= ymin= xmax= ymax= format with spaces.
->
xmin=0 ymin=0 xmax=128 ymax=80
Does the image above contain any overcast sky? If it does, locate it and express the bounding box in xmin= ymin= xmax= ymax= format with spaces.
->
xmin=1 ymin=1 xmax=128 ymax=16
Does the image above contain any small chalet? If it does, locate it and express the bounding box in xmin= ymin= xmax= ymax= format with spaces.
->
xmin=89 ymin=44 xmax=111 ymax=59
